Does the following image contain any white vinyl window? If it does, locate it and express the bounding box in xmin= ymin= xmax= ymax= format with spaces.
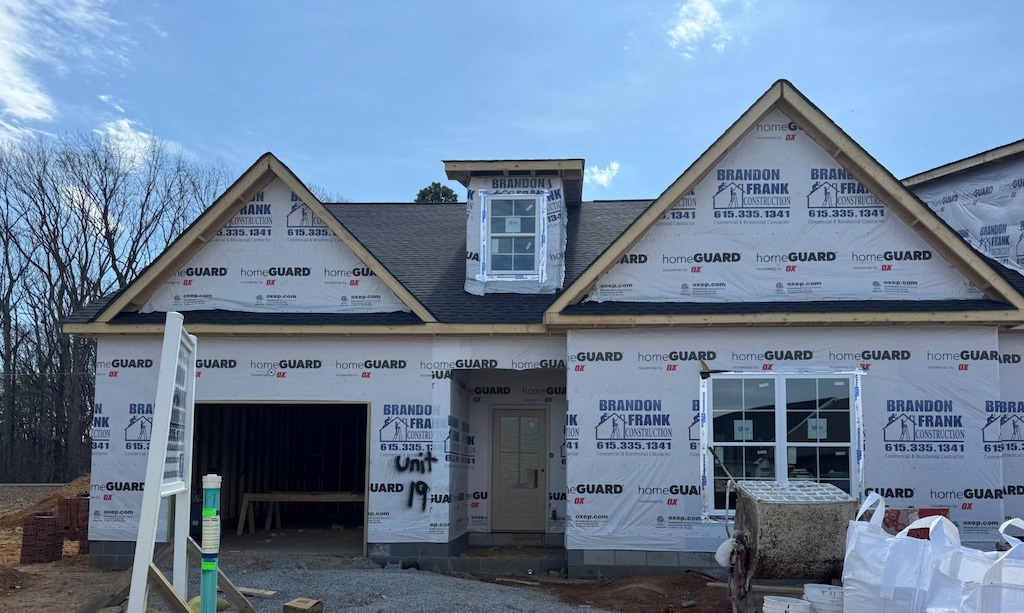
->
xmin=488 ymin=196 xmax=541 ymax=274
xmin=702 ymin=373 xmax=860 ymax=515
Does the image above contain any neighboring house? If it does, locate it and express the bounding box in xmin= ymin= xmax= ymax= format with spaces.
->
xmin=64 ymin=80 xmax=1024 ymax=575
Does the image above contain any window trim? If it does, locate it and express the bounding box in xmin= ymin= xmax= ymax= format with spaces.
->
xmin=478 ymin=190 xmax=548 ymax=281
xmin=699 ymin=371 xmax=863 ymax=518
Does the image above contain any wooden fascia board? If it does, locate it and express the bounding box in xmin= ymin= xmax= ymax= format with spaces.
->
xmin=444 ymin=160 xmax=585 ymax=186
xmin=776 ymin=85 xmax=1024 ymax=309
xmin=545 ymin=82 xmax=785 ymax=315
xmin=545 ymin=310 xmax=1024 ymax=328
xmin=903 ymin=140 xmax=1024 ymax=187
xmin=63 ymin=322 xmax=555 ymax=336
xmin=444 ymin=159 xmax=585 ymax=173
xmin=66 ymin=313 xmax=1024 ymax=336
xmin=95 ymin=156 xmax=276 ymax=323
xmin=266 ymin=158 xmax=437 ymax=323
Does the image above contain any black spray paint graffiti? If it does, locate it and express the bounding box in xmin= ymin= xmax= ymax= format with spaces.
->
xmin=394 ymin=451 xmax=438 ymax=511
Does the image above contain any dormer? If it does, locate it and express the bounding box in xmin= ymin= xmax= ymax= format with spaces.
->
xmin=445 ymin=159 xmax=584 ymax=295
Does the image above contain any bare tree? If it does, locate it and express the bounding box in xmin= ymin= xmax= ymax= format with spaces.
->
xmin=0 ymin=148 xmax=35 ymax=476
xmin=307 ymin=182 xmax=348 ymax=203
xmin=0 ymin=133 xmax=229 ymax=481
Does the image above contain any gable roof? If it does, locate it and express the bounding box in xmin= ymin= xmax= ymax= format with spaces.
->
xmin=545 ymin=80 xmax=1024 ymax=325
xmin=903 ymin=138 xmax=1024 ymax=187
xmin=62 ymin=199 xmax=651 ymax=333
xmin=91 ymin=153 xmax=436 ymax=324
xmin=62 ymin=85 xmax=1024 ymax=336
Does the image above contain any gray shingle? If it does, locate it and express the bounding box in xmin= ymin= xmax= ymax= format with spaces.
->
xmin=325 ymin=200 xmax=650 ymax=323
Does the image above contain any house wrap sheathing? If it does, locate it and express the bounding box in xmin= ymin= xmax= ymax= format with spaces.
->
xmin=65 ymin=80 xmax=1024 ymax=575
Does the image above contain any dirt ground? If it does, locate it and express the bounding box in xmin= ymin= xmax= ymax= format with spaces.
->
xmin=0 ymin=478 xmax=739 ymax=612
xmin=0 ymin=553 xmax=122 ymax=613
xmin=0 ymin=476 xmax=125 ymax=613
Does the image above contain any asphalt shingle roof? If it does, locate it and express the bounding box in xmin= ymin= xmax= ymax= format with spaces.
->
xmin=324 ymin=200 xmax=650 ymax=323
xmin=63 ymin=200 xmax=653 ymax=326
xmin=62 ymin=296 xmax=113 ymax=324
xmin=63 ymin=194 xmax=1024 ymax=327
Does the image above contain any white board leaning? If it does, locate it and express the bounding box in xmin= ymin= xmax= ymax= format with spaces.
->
xmin=127 ymin=312 xmax=197 ymax=613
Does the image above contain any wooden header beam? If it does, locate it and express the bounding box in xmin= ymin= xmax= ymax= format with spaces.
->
xmin=545 ymin=309 xmax=1024 ymax=328
xmin=63 ymin=322 xmax=556 ymax=337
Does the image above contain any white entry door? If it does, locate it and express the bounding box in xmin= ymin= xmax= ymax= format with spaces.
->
xmin=491 ymin=409 xmax=547 ymax=531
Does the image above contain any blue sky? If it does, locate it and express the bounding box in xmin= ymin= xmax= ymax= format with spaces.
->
xmin=1 ymin=0 xmax=1021 ymax=203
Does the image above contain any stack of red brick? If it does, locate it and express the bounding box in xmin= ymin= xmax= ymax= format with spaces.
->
xmin=19 ymin=496 xmax=91 ymax=564
xmin=57 ymin=495 xmax=90 ymax=553
xmin=19 ymin=514 xmax=62 ymax=564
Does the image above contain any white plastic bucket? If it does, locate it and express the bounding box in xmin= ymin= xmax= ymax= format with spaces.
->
xmin=802 ymin=583 xmax=844 ymax=612
xmin=762 ymin=595 xmax=812 ymax=613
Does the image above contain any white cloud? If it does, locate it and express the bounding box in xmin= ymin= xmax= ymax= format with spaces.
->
xmin=667 ymin=0 xmax=734 ymax=58
xmin=95 ymin=116 xmax=189 ymax=163
xmin=0 ymin=117 xmax=37 ymax=141
xmin=584 ymin=161 xmax=621 ymax=188
xmin=98 ymin=94 xmax=125 ymax=114
xmin=95 ymin=118 xmax=154 ymax=163
xmin=141 ymin=16 xmax=168 ymax=39
xmin=60 ymin=182 xmax=119 ymax=236
xmin=0 ymin=4 xmax=55 ymax=121
xmin=0 ymin=0 xmax=124 ymax=129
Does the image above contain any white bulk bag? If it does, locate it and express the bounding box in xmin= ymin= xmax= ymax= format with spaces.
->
xmin=925 ymin=518 xmax=1024 ymax=613
xmin=956 ymin=548 xmax=1024 ymax=612
xmin=843 ymin=493 xmax=961 ymax=612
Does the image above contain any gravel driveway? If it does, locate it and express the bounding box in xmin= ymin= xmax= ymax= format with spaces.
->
xmin=152 ymin=551 xmax=614 ymax=613
xmin=1 ymin=486 xmax=612 ymax=612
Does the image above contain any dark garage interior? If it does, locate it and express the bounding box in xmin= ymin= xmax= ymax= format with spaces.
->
xmin=191 ymin=403 xmax=368 ymax=531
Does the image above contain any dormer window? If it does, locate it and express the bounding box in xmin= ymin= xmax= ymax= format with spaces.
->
xmin=489 ymin=196 xmax=540 ymax=274
xmin=477 ymin=190 xmax=548 ymax=281
xmin=446 ymin=159 xmax=581 ymax=294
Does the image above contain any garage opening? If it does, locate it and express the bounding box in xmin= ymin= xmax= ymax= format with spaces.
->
xmin=191 ymin=403 xmax=368 ymax=554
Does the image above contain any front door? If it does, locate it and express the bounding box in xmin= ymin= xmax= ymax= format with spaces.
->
xmin=491 ymin=409 xmax=547 ymax=531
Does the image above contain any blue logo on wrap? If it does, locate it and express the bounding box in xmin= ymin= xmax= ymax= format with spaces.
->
xmin=984 ymin=415 xmax=1024 ymax=443
xmin=884 ymin=412 xmax=964 ymax=443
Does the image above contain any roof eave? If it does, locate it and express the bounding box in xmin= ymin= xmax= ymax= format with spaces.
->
xmin=903 ymin=139 xmax=1024 ymax=187
xmin=545 ymin=309 xmax=1024 ymax=329
xmin=63 ymin=322 xmax=555 ymax=336
xmin=443 ymin=159 xmax=585 ymax=206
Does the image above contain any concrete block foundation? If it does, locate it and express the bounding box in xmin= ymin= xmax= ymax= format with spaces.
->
xmin=567 ymin=549 xmax=725 ymax=579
